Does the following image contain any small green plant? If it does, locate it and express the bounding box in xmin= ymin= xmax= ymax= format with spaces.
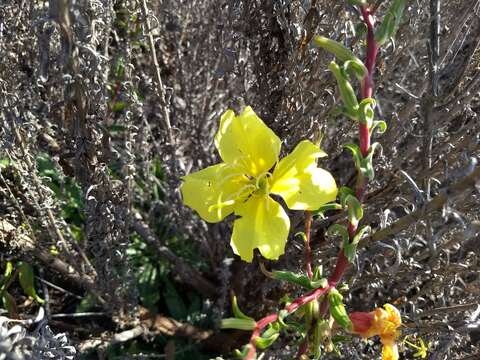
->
xmin=1 ymin=261 xmax=44 ymax=317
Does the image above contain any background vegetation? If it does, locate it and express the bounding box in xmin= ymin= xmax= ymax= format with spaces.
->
xmin=0 ymin=0 xmax=479 ymax=358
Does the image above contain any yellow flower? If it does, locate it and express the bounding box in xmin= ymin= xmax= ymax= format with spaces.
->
xmin=180 ymin=106 xmax=338 ymax=262
xmin=350 ymin=304 xmax=402 ymax=360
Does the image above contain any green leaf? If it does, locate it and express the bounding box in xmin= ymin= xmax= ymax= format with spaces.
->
xmin=138 ymin=263 xmax=161 ymax=310
xmin=255 ymin=329 xmax=279 ymax=349
xmin=344 ymin=59 xmax=368 ymax=80
xmin=266 ymin=268 xmax=327 ymax=290
xmin=344 ymin=225 xmax=371 ymax=262
xmin=361 ymin=142 xmax=382 ymax=180
xmin=233 ymin=345 xmax=251 ymax=359
xmin=294 ymin=231 xmax=308 ymax=243
xmin=312 ymin=265 xmax=323 ymax=281
xmin=312 ymin=202 xmax=342 ymax=217
xmin=0 ymin=261 xmax=14 ymax=289
xmin=344 ymin=143 xmax=363 ymax=171
xmin=327 ymin=224 xmax=350 ymax=250
xmin=371 ymin=120 xmax=388 ymax=136
xmin=232 ymin=295 xmax=254 ymax=321
xmin=221 ymin=318 xmax=256 ymax=331
xmin=18 ymin=262 xmax=44 ymax=304
xmin=375 ymin=0 xmax=407 ymax=45
xmin=358 ymin=98 xmax=376 ymax=127
xmin=164 ymin=278 xmax=187 ymax=320
xmin=2 ymin=291 xmax=17 ymax=318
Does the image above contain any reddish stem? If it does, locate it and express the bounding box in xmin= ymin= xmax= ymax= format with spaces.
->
xmin=304 ymin=211 xmax=314 ymax=279
xmin=326 ymin=4 xmax=379 ymax=290
xmin=245 ymin=285 xmax=331 ymax=360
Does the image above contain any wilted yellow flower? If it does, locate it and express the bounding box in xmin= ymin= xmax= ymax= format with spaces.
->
xmin=180 ymin=106 xmax=337 ymax=262
xmin=350 ymin=304 xmax=402 ymax=360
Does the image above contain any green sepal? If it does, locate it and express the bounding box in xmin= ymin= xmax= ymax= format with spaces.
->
xmin=375 ymin=0 xmax=407 ymax=45
xmin=329 ymin=62 xmax=359 ymax=118
xmin=370 ymin=120 xmax=387 ymax=136
xmin=344 ymin=225 xmax=371 ymax=262
xmin=18 ymin=262 xmax=44 ymax=304
xmin=327 ymin=289 xmax=352 ymax=331
xmin=221 ymin=317 xmax=256 ymax=331
xmin=260 ymin=263 xmax=327 ymax=290
xmin=232 ymin=295 xmax=254 ymax=321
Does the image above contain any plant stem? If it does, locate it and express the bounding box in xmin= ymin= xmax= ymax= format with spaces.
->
xmin=327 ymin=3 xmax=379 ymax=290
xmin=246 ymin=5 xmax=381 ymax=358
xmin=245 ymin=285 xmax=331 ymax=360
xmin=304 ymin=211 xmax=314 ymax=279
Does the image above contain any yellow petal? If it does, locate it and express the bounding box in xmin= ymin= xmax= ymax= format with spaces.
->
xmin=381 ymin=343 xmax=399 ymax=360
xmin=231 ymin=195 xmax=290 ymax=262
xmin=384 ymin=304 xmax=402 ymax=327
xmin=180 ymin=163 xmax=250 ymax=223
xmin=214 ymin=107 xmax=281 ymax=177
xmin=270 ymin=140 xmax=337 ymax=210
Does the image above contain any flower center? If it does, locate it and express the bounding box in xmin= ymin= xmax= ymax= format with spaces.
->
xmin=255 ymin=172 xmax=272 ymax=195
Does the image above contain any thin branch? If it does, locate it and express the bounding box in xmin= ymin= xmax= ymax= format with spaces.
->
xmin=363 ymin=165 xmax=480 ymax=246
xmin=140 ymin=0 xmax=175 ymax=146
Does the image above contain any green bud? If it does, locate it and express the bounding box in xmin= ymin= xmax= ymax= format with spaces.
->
xmin=329 ymin=62 xmax=359 ymax=117
xmin=345 ymin=194 xmax=363 ymax=228
xmin=313 ymin=36 xmax=368 ymax=77
xmin=328 ymin=289 xmax=352 ymax=331
xmin=221 ymin=318 xmax=256 ymax=331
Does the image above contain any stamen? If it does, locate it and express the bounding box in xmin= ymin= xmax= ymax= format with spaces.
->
xmin=208 ymin=184 xmax=256 ymax=214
